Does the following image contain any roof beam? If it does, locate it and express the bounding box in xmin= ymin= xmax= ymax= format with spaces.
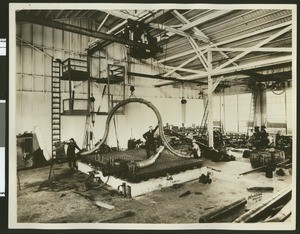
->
xmin=158 ymin=20 xmax=292 ymax=63
xmin=172 ymin=10 xmax=210 ymax=42
xmin=214 ymin=25 xmax=292 ymax=71
xmin=155 ymin=55 xmax=292 ymax=86
xmin=149 ymin=23 xmax=208 ymax=42
xmin=163 ymin=54 xmax=198 ymax=77
xmin=172 ymin=10 xmax=238 ymax=67
xmin=88 ymin=13 xmax=111 ymax=46
xmin=103 ymin=10 xmax=138 ymax=20
xmin=97 ymin=13 xmax=110 ymax=31
xmin=144 ymin=10 xmax=171 ymax=24
xmin=103 ymin=10 xmax=207 ymax=42
xmin=128 ymin=71 xmax=206 ymax=84
xmin=210 ymin=47 xmax=292 ymax=52
xmin=163 ymin=63 xmax=207 ymax=75
xmin=187 ymin=37 xmax=208 ymax=70
xmin=16 ymin=12 xmax=155 ymax=52
xmin=180 ymin=10 xmax=232 ymax=32
xmin=239 ymin=71 xmax=290 ymax=82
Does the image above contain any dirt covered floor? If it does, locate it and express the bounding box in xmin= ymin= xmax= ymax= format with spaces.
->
xmin=16 ymin=149 xmax=292 ymax=224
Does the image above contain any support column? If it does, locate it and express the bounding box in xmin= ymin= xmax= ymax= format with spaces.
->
xmin=261 ymin=91 xmax=267 ymax=126
xmin=86 ymin=55 xmax=91 ymax=149
xmin=254 ymin=89 xmax=267 ymax=128
xmin=207 ymin=50 xmax=214 ymax=147
xmin=181 ymin=83 xmax=186 ymax=126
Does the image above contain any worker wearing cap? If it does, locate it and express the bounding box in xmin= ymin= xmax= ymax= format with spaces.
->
xmin=260 ymin=125 xmax=270 ymax=148
xmin=65 ymin=138 xmax=81 ymax=171
xmin=191 ymin=139 xmax=201 ymax=158
xmin=143 ymin=125 xmax=158 ymax=158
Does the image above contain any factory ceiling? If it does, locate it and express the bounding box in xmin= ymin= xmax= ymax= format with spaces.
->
xmin=16 ymin=8 xmax=293 ymax=88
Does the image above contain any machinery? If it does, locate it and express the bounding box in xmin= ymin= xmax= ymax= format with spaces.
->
xmin=79 ymin=98 xmax=204 ymax=184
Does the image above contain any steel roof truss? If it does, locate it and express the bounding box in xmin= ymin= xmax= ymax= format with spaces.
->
xmin=187 ymin=37 xmax=208 ymax=70
xmin=210 ymin=47 xmax=292 ymax=52
xmin=158 ymin=20 xmax=292 ymax=63
xmin=155 ymin=55 xmax=292 ymax=86
xmin=213 ymin=25 xmax=292 ymax=72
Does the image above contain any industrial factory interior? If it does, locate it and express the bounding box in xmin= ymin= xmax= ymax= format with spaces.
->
xmin=9 ymin=4 xmax=296 ymax=229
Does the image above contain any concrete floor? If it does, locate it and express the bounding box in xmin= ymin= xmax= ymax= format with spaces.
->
xmin=16 ymin=149 xmax=292 ymax=224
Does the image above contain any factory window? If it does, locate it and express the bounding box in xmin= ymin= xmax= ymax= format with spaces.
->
xmin=224 ymin=93 xmax=252 ymax=133
xmin=266 ymin=88 xmax=292 ymax=134
xmin=224 ymin=95 xmax=238 ymax=132
xmin=212 ymin=95 xmax=221 ymax=128
xmin=237 ymin=93 xmax=252 ymax=133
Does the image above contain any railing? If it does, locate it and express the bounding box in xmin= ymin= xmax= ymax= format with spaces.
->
xmin=62 ymin=98 xmax=88 ymax=115
xmin=62 ymin=58 xmax=87 ymax=73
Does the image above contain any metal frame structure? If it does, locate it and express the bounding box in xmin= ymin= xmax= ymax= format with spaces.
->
xmin=17 ymin=8 xmax=293 ymax=148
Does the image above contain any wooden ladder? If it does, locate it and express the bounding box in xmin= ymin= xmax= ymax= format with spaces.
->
xmin=198 ymin=100 xmax=209 ymax=137
xmin=51 ymin=59 xmax=61 ymax=158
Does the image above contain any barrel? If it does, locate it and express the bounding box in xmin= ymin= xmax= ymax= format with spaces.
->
xmin=250 ymin=148 xmax=285 ymax=168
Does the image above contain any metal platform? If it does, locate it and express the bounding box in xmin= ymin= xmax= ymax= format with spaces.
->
xmin=78 ymin=149 xmax=204 ymax=197
xmin=78 ymin=161 xmax=206 ymax=197
xmin=80 ymin=148 xmax=203 ymax=183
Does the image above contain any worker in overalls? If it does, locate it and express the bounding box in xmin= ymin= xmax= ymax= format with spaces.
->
xmin=190 ymin=139 xmax=201 ymax=158
xmin=143 ymin=125 xmax=158 ymax=158
xmin=65 ymin=138 xmax=81 ymax=171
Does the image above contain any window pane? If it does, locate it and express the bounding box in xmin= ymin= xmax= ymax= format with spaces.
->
xmin=224 ymin=95 xmax=238 ymax=132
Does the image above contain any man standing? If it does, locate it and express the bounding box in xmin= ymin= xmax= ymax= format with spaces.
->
xmin=190 ymin=139 xmax=201 ymax=158
xmin=143 ymin=125 xmax=158 ymax=158
xmin=65 ymin=138 xmax=81 ymax=171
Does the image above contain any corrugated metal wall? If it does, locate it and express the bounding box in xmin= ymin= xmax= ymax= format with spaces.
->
xmin=16 ymin=18 xmax=203 ymax=150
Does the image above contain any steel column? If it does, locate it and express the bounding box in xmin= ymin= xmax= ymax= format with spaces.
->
xmin=207 ymin=49 xmax=214 ymax=147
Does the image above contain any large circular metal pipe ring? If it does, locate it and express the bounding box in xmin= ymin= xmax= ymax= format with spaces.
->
xmin=80 ymin=98 xmax=190 ymax=158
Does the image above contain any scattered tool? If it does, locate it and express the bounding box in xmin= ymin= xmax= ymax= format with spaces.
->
xmin=172 ymin=183 xmax=183 ymax=189
xmin=207 ymin=166 xmax=221 ymax=172
xmin=179 ymin=190 xmax=191 ymax=198
xmin=199 ymin=173 xmax=212 ymax=184
xmin=276 ymin=168 xmax=286 ymax=176
xmin=284 ymin=163 xmax=292 ymax=169
xmin=100 ymin=210 xmax=135 ymax=223
xmin=239 ymin=159 xmax=290 ymax=176
xmin=74 ymin=191 xmax=114 ymax=210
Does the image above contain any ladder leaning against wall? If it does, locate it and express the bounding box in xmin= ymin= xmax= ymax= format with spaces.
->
xmin=51 ymin=59 xmax=61 ymax=158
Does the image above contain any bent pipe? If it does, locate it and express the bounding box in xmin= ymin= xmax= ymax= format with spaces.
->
xmin=80 ymin=98 xmax=190 ymax=158
xmin=136 ymin=146 xmax=165 ymax=169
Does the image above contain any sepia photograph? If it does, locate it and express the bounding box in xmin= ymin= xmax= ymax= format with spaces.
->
xmin=9 ymin=3 xmax=296 ymax=230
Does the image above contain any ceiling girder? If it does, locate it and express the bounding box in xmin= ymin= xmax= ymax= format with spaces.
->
xmin=210 ymin=47 xmax=292 ymax=52
xmin=16 ymin=13 xmax=156 ymax=55
xmin=214 ymin=25 xmax=292 ymax=72
xmin=187 ymin=37 xmax=208 ymax=70
xmin=158 ymin=20 xmax=292 ymax=63
xmin=239 ymin=71 xmax=290 ymax=82
xmin=103 ymin=9 xmax=208 ymax=42
xmin=163 ymin=54 xmax=198 ymax=77
xmin=155 ymin=55 xmax=292 ymax=87
xmin=171 ymin=10 xmax=239 ymax=68
xmin=127 ymin=71 xmax=206 ymax=84
xmin=172 ymin=10 xmax=210 ymax=42
xmin=180 ymin=10 xmax=232 ymax=31
xmin=163 ymin=63 xmax=206 ymax=75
